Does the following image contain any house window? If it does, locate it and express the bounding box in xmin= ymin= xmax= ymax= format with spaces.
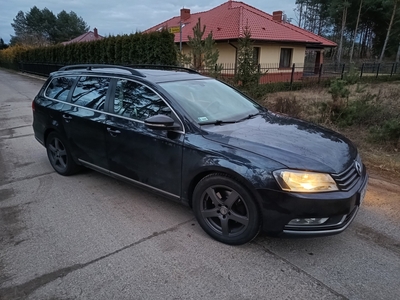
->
xmin=279 ymin=48 xmax=293 ymax=68
xmin=253 ymin=47 xmax=260 ymax=64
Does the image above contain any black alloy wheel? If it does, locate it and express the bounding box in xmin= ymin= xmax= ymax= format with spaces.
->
xmin=46 ymin=132 xmax=79 ymax=176
xmin=193 ymin=174 xmax=260 ymax=245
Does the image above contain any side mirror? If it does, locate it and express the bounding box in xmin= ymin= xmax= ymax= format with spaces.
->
xmin=144 ymin=115 xmax=180 ymax=130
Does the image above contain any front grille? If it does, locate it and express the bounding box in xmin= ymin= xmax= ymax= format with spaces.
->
xmin=331 ymin=156 xmax=362 ymax=191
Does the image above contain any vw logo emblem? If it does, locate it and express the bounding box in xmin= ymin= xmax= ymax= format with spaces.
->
xmin=354 ymin=161 xmax=362 ymax=176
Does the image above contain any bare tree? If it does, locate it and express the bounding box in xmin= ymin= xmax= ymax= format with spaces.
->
xmin=349 ymin=0 xmax=363 ymax=62
xmin=379 ymin=0 xmax=399 ymax=62
xmin=337 ymin=1 xmax=350 ymax=65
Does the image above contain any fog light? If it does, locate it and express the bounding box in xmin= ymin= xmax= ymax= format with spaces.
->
xmin=288 ymin=217 xmax=329 ymax=225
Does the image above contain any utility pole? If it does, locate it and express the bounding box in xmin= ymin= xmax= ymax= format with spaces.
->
xmin=180 ymin=20 xmax=182 ymax=52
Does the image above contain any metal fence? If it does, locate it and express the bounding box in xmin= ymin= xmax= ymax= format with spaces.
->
xmin=18 ymin=62 xmax=64 ymax=77
xmin=192 ymin=61 xmax=400 ymax=85
xmin=3 ymin=61 xmax=400 ymax=85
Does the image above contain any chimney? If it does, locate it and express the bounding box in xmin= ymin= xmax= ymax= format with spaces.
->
xmin=94 ymin=28 xmax=98 ymax=38
xmin=272 ymin=11 xmax=283 ymax=22
xmin=180 ymin=8 xmax=190 ymax=20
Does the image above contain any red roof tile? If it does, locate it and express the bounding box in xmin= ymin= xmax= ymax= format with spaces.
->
xmin=145 ymin=1 xmax=336 ymax=47
xmin=62 ymin=29 xmax=104 ymax=45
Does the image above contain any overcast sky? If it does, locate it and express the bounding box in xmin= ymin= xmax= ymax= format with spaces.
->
xmin=0 ymin=0 xmax=298 ymax=44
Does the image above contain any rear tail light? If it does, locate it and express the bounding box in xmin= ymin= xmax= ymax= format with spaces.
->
xmin=32 ymin=100 xmax=35 ymax=112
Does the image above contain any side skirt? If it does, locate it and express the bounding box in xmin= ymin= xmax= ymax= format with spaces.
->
xmin=78 ymin=159 xmax=182 ymax=203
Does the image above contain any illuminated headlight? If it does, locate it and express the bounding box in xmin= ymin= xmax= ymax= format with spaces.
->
xmin=273 ymin=170 xmax=338 ymax=192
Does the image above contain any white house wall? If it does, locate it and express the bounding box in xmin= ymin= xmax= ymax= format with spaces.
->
xmin=180 ymin=42 xmax=306 ymax=72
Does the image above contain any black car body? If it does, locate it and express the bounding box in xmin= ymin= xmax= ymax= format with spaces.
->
xmin=32 ymin=64 xmax=368 ymax=245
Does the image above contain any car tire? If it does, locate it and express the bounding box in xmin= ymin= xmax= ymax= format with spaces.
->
xmin=46 ymin=132 xmax=80 ymax=176
xmin=193 ymin=173 xmax=261 ymax=245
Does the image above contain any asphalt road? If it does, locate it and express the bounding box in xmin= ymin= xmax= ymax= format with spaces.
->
xmin=0 ymin=68 xmax=399 ymax=300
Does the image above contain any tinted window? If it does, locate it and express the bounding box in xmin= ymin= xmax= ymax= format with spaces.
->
xmin=45 ymin=76 xmax=76 ymax=101
xmin=71 ymin=76 xmax=110 ymax=110
xmin=113 ymin=79 xmax=169 ymax=121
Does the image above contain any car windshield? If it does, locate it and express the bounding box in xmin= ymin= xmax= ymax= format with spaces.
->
xmin=159 ymin=79 xmax=261 ymax=125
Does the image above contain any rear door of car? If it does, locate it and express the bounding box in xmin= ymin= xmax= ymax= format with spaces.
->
xmin=61 ymin=75 xmax=111 ymax=171
xmin=104 ymin=78 xmax=184 ymax=198
xmin=33 ymin=75 xmax=76 ymax=143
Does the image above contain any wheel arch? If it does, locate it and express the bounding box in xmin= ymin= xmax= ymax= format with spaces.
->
xmin=44 ymin=129 xmax=81 ymax=166
xmin=185 ymin=166 xmax=263 ymax=211
xmin=43 ymin=128 xmax=56 ymax=146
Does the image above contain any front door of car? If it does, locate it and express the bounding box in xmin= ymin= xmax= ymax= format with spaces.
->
xmin=105 ymin=78 xmax=184 ymax=197
xmin=61 ymin=76 xmax=111 ymax=170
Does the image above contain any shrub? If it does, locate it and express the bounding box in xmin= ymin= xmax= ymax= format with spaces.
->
xmin=0 ymin=30 xmax=178 ymax=68
xmin=334 ymin=92 xmax=382 ymax=126
xmin=328 ymin=79 xmax=350 ymax=102
xmin=273 ymin=96 xmax=302 ymax=118
xmin=369 ymin=119 xmax=400 ymax=145
xmin=343 ymin=64 xmax=360 ymax=84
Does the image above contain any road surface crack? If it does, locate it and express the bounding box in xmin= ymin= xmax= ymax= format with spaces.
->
xmin=253 ymin=241 xmax=349 ymax=300
xmin=0 ymin=172 xmax=55 ymax=187
xmin=0 ymin=218 xmax=194 ymax=299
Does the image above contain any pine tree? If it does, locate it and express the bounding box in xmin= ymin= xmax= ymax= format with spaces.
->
xmin=0 ymin=38 xmax=9 ymax=50
xmin=186 ymin=18 xmax=221 ymax=77
xmin=235 ymin=27 xmax=260 ymax=89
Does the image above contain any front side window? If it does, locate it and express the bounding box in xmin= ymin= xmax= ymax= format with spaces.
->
xmin=279 ymin=48 xmax=293 ymax=68
xmin=113 ymin=79 xmax=169 ymax=121
xmin=71 ymin=76 xmax=110 ymax=110
xmin=45 ymin=76 xmax=77 ymax=101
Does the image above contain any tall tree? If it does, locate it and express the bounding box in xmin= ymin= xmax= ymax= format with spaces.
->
xmin=235 ymin=26 xmax=260 ymax=88
xmin=54 ymin=11 xmax=90 ymax=44
xmin=295 ymin=0 xmax=400 ymax=60
xmin=295 ymin=0 xmax=330 ymax=35
xmin=379 ymin=0 xmax=399 ymax=62
xmin=0 ymin=38 xmax=9 ymax=49
xmin=187 ymin=18 xmax=206 ymax=70
xmin=186 ymin=18 xmax=221 ymax=76
xmin=10 ymin=7 xmax=89 ymax=46
xmin=349 ymin=0 xmax=363 ymax=62
xmin=11 ymin=6 xmax=57 ymax=46
xmin=334 ymin=0 xmax=350 ymax=65
xmin=203 ymin=31 xmax=222 ymax=77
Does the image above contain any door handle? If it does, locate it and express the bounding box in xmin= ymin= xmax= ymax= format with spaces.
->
xmin=107 ymin=127 xmax=121 ymax=135
xmin=62 ymin=114 xmax=72 ymax=122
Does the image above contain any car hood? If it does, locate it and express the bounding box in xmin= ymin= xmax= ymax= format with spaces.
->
xmin=202 ymin=112 xmax=357 ymax=173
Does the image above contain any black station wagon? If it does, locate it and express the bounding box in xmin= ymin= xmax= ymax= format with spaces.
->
xmin=32 ymin=64 xmax=369 ymax=245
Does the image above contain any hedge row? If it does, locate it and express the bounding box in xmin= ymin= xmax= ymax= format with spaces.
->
xmin=0 ymin=30 xmax=177 ymax=66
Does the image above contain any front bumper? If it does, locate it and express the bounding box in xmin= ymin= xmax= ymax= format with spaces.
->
xmin=257 ymin=166 xmax=368 ymax=237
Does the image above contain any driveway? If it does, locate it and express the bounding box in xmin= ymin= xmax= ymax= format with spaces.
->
xmin=0 ymin=68 xmax=399 ymax=300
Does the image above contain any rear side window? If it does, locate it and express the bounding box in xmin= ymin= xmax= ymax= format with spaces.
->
xmin=113 ymin=79 xmax=169 ymax=121
xmin=45 ymin=76 xmax=77 ymax=101
xmin=71 ymin=76 xmax=110 ymax=111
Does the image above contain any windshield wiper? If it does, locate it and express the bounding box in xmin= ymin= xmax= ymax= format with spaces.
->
xmin=200 ymin=120 xmax=237 ymax=126
xmin=200 ymin=113 xmax=261 ymax=126
xmin=236 ymin=112 xmax=260 ymax=122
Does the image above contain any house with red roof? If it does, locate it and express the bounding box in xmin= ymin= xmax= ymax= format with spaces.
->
xmin=145 ymin=0 xmax=336 ymax=82
xmin=62 ymin=28 xmax=104 ymax=45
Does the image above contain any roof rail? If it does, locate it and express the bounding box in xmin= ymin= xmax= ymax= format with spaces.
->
xmin=59 ymin=64 xmax=146 ymax=77
xmin=127 ymin=64 xmax=200 ymax=74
